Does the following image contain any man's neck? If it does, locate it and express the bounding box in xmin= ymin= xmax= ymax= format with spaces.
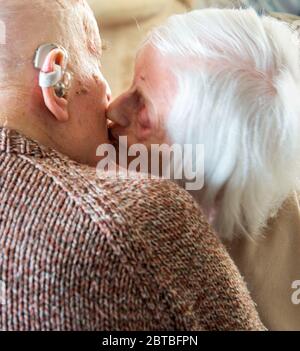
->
xmin=0 ymin=102 xmax=63 ymax=154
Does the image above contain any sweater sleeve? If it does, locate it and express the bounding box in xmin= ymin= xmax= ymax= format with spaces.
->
xmin=112 ymin=179 xmax=266 ymax=331
xmin=90 ymin=249 xmax=177 ymax=331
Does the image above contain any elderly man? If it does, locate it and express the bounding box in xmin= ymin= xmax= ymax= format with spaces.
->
xmin=0 ymin=1 xmax=264 ymax=331
xmin=108 ymin=8 xmax=300 ymax=330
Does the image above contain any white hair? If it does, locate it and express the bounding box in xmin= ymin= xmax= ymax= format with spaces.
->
xmin=145 ymin=8 xmax=300 ymax=240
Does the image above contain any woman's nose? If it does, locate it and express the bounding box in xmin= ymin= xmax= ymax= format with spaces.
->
xmin=107 ymin=96 xmax=129 ymax=127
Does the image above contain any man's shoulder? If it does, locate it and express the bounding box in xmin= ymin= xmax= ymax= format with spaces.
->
xmin=17 ymin=149 xmax=214 ymax=261
xmin=24 ymin=152 xmax=202 ymax=227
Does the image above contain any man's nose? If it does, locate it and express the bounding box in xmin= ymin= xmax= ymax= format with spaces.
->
xmin=98 ymin=71 xmax=112 ymax=103
xmin=107 ymin=95 xmax=130 ymax=127
xmin=104 ymin=78 xmax=112 ymax=103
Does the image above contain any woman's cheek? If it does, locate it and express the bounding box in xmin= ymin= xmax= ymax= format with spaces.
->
xmin=138 ymin=106 xmax=151 ymax=129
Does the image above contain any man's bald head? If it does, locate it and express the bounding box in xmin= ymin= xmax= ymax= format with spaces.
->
xmin=0 ymin=0 xmax=111 ymax=167
xmin=0 ymin=0 xmax=102 ymax=90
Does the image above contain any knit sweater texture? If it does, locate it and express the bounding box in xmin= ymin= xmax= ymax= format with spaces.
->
xmin=0 ymin=128 xmax=265 ymax=331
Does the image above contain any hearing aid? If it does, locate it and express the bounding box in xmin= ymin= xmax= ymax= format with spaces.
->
xmin=33 ymin=43 xmax=72 ymax=98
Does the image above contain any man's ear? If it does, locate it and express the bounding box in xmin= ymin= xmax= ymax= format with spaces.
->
xmin=40 ymin=48 xmax=69 ymax=122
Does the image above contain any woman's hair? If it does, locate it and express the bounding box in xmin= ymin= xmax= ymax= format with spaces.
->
xmin=145 ymin=8 xmax=300 ymax=240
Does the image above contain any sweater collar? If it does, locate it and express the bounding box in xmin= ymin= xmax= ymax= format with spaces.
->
xmin=0 ymin=127 xmax=55 ymax=158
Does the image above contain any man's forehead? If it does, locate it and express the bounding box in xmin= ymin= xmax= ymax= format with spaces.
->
xmin=83 ymin=11 xmax=102 ymax=59
xmin=0 ymin=0 xmax=102 ymax=66
xmin=0 ymin=0 xmax=82 ymax=13
xmin=56 ymin=0 xmax=83 ymax=9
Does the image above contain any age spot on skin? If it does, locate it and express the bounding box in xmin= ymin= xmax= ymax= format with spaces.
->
xmin=93 ymin=74 xmax=101 ymax=84
xmin=76 ymin=81 xmax=89 ymax=95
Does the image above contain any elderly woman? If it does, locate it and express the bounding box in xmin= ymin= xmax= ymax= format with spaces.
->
xmin=87 ymin=0 xmax=194 ymax=96
xmin=0 ymin=0 xmax=265 ymax=331
xmin=108 ymin=8 xmax=300 ymax=330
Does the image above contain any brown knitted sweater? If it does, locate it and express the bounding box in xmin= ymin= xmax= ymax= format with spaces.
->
xmin=0 ymin=128 xmax=265 ymax=331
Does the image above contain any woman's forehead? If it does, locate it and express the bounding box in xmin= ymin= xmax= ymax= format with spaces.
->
xmin=135 ymin=44 xmax=168 ymax=80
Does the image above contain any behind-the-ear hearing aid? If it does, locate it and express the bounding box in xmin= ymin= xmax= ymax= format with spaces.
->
xmin=33 ymin=43 xmax=72 ymax=98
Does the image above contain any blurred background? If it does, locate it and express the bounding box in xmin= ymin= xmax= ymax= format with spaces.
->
xmin=86 ymin=0 xmax=300 ymax=97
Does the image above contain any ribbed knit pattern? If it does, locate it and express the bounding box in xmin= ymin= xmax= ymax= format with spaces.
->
xmin=0 ymin=128 xmax=265 ymax=331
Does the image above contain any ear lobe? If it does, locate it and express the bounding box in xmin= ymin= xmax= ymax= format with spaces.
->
xmin=40 ymin=48 xmax=70 ymax=123
xmin=42 ymin=87 xmax=69 ymax=122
